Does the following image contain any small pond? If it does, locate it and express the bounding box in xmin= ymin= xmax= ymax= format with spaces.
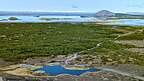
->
xmin=33 ymin=65 xmax=99 ymax=76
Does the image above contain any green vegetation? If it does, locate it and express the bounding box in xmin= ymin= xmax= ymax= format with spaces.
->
xmin=81 ymin=41 xmax=144 ymax=65
xmin=8 ymin=17 xmax=19 ymax=20
xmin=119 ymin=30 xmax=144 ymax=40
xmin=0 ymin=23 xmax=119 ymax=61
xmin=0 ymin=23 xmax=144 ymax=65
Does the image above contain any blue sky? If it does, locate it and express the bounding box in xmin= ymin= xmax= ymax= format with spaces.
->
xmin=0 ymin=0 xmax=144 ymax=12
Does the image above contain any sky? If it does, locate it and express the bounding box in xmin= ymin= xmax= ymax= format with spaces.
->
xmin=0 ymin=0 xmax=144 ymax=12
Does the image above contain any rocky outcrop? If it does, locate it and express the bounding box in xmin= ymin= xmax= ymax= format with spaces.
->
xmin=1 ymin=71 xmax=142 ymax=81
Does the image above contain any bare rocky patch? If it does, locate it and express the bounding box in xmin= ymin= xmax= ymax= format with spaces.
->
xmin=0 ymin=59 xmax=14 ymax=68
xmin=115 ymin=40 xmax=144 ymax=47
xmin=115 ymin=40 xmax=144 ymax=53
xmin=126 ymin=48 xmax=144 ymax=53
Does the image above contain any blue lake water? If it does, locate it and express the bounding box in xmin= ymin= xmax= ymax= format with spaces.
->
xmin=118 ymin=19 xmax=144 ymax=26
xmin=1 ymin=16 xmax=144 ymax=26
xmin=33 ymin=65 xmax=98 ymax=76
xmin=0 ymin=16 xmax=95 ymax=23
xmin=98 ymin=19 xmax=144 ymax=26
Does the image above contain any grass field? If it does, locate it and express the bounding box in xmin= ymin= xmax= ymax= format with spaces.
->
xmin=0 ymin=23 xmax=143 ymax=65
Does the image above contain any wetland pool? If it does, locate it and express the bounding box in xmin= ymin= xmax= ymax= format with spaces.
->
xmin=32 ymin=65 xmax=99 ymax=76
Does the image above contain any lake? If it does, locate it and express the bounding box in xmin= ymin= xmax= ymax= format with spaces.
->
xmin=0 ymin=16 xmax=95 ymax=23
xmin=33 ymin=65 xmax=98 ymax=76
xmin=1 ymin=16 xmax=144 ymax=26
xmin=105 ymin=19 xmax=144 ymax=26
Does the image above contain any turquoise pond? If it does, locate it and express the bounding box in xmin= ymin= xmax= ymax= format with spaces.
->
xmin=33 ymin=65 xmax=99 ymax=76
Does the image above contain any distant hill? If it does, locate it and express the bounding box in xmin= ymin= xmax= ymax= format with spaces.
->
xmin=126 ymin=12 xmax=144 ymax=15
xmin=115 ymin=13 xmax=144 ymax=19
xmin=94 ymin=10 xmax=144 ymax=19
xmin=95 ymin=10 xmax=115 ymax=17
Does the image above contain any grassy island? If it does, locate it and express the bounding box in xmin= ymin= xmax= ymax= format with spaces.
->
xmin=8 ymin=17 xmax=19 ymax=20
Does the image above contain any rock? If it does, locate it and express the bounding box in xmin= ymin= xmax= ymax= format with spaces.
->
xmin=128 ymin=57 xmax=134 ymax=62
xmin=0 ymin=77 xmax=3 ymax=81
xmin=20 ymin=64 xmax=34 ymax=69
xmin=103 ymin=78 xmax=109 ymax=81
xmin=87 ymin=72 xmax=97 ymax=76
xmin=107 ymin=58 xmax=113 ymax=62
xmin=88 ymin=61 xmax=93 ymax=65
xmin=2 ymin=74 xmax=26 ymax=81
xmin=32 ymin=71 xmax=47 ymax=76
xmin=119 ymin=59 xmax=126 ymax=63
xmin=105 ymin=61 xmax=118 ymax=66
xmin=0 ymin=35 xmax=6 ymax=38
